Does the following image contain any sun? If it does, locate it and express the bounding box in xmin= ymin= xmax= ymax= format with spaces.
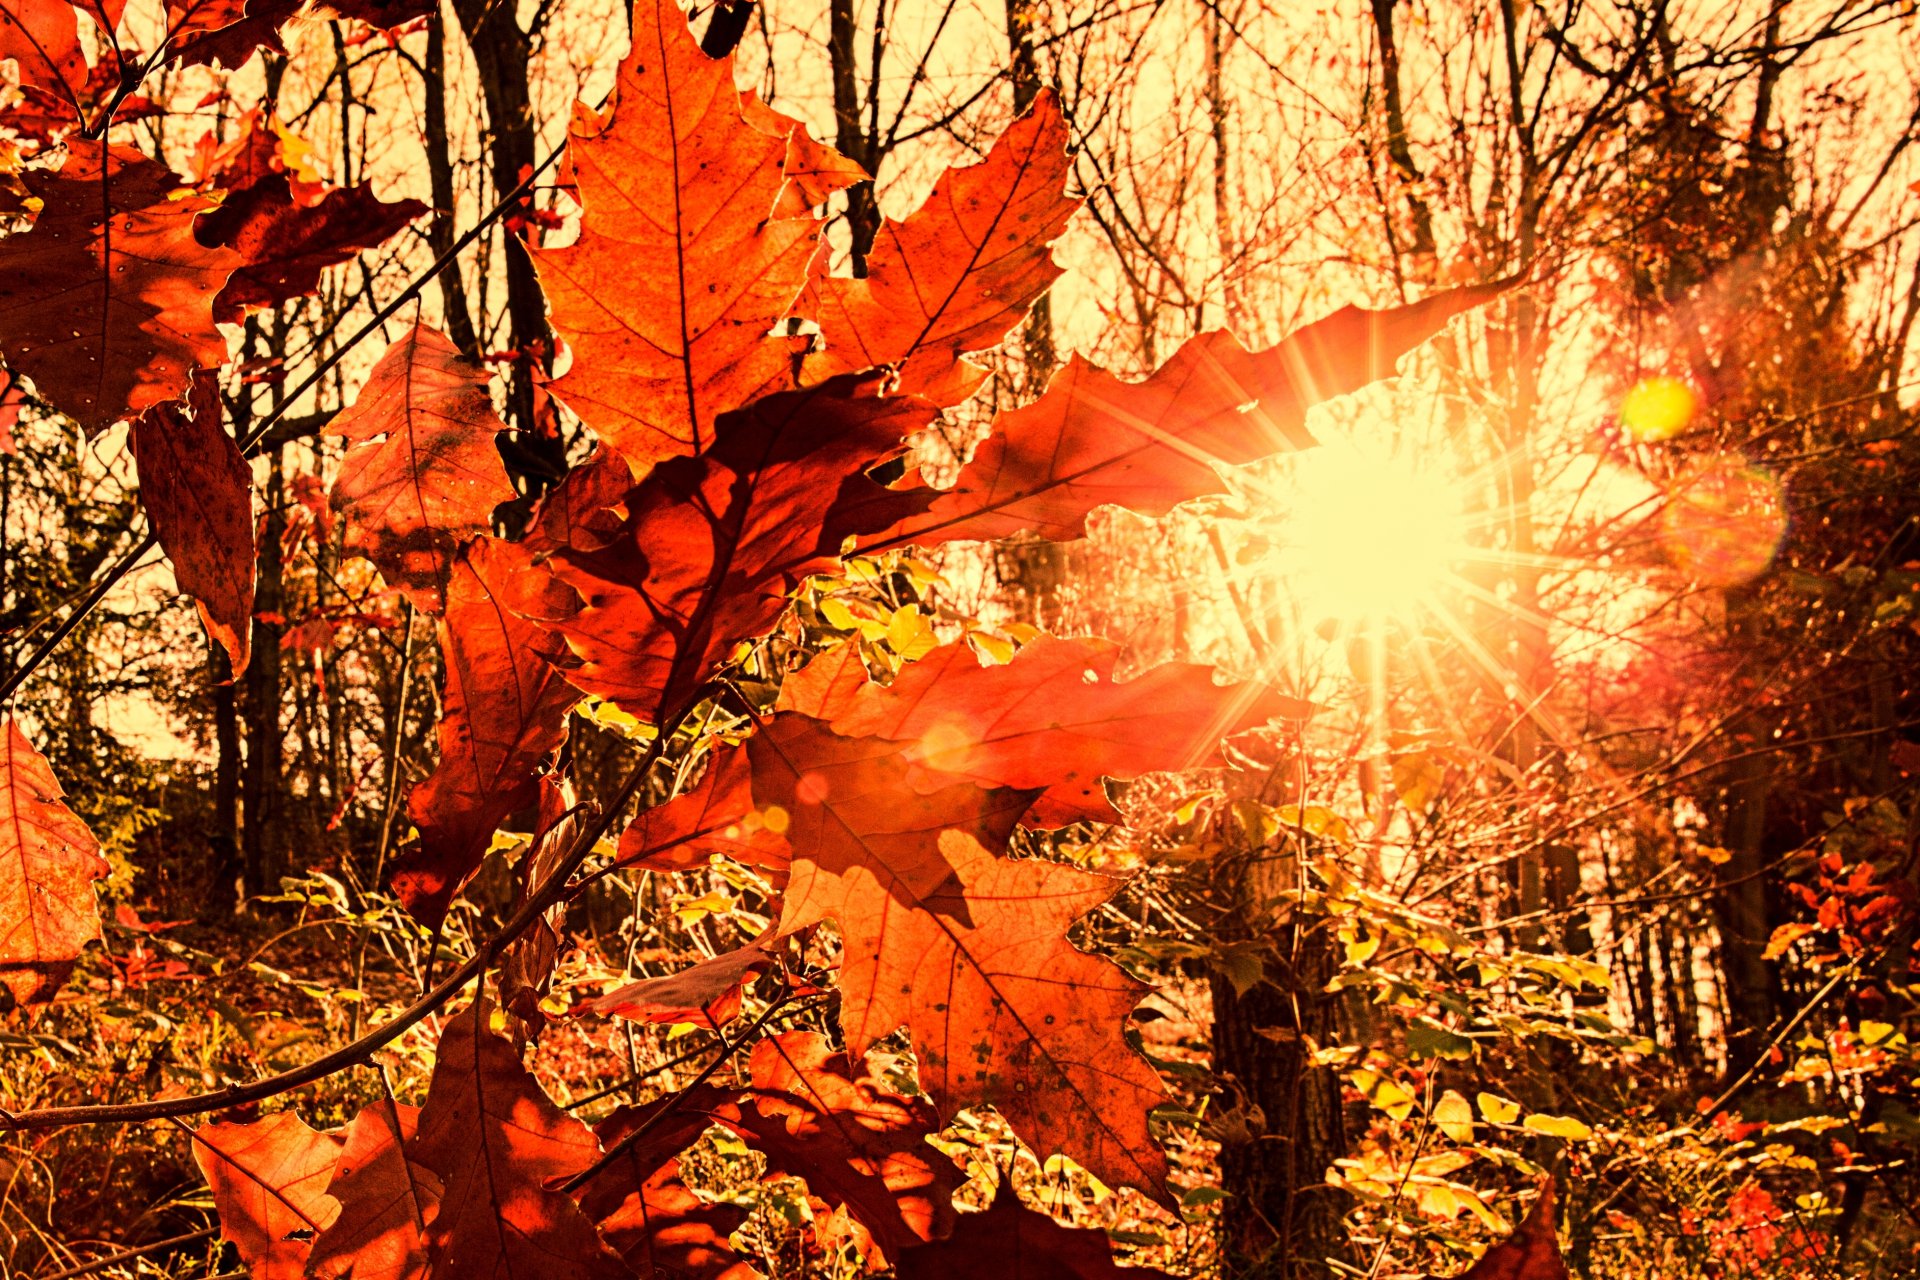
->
xmin=1270 ymin=445 xmax=1470 ymax=627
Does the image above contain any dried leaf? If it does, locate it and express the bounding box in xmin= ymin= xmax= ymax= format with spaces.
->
xmin=0 ymin=717 xmax=109 ymax=1007
xmin=193 ymin=1111 xmax=343 ymax=1280
xmin=308 ymin=1101 xmax=441 ymax=1280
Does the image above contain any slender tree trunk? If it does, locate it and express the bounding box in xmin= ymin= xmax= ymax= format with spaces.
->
xmin=828 ymin=0 xmax=880 ymax=272
xmin=424 ymin=4 xmax=479 ymax=355
xmin=211 ymin=643 xmax=242 ymax=909
xmin=243 ymin=444 xmax=287 ymax=900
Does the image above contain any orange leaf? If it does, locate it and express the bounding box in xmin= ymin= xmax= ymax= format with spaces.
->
xmin=805 ymin=89 xmax=1079 ymax=405
xmin=0 ymin=140 xmax=239 ymax=433
xmin=0 ymin=716 xmax=108 ymax=1007
xmin=1444 ymin=1181 xmax=1570 ymax=1280
xmin=536 ymin=0 xmax=832 ymax=471
xmin=615 ymin=745 xmax=788 ymax=874
xmin=895 ymin=1184 xmax=1172 ymax=1278
xmin=308 ymin=1101 xmax=440 ymax=1280
xmin=129 ymin=375 xmax=257 ymax=674
xmin=578 ymin=934 xmax=774 ymax=1029
xmin=194 ymin=1112 xmax=344 ymax=1280
xmin=327 ymin=324 xmax=516 ymax=613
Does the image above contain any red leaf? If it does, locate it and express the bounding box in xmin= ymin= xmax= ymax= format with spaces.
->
xmin=805 ymin=89 xmax=1078 ymax=405
xmin=780 ymin=636 xmax=1309 ymax=825
xmin=864 ymin=281 xmax=1510 ymax=551
xmin=327 ymin=324 xmax=516 ymax=612
xmin=1445 ymin=1181 xmax=1569 ymax=1280
xmin=162 ymin=0 xmax=302 ymax=69
xmin=615 ymin=746 xmax=787 ymax=874
xmin=588 ymin=1155 xmax=755 ymax=1279
xmin=0 ymin=140 xmax=239 ymax=432
xmin=536 ymin=0 xmax=833 ymax=471
xmin=0 ymin=716 xmax=109 ymax=1007
xmin=532 ymin=379 xmax=933 ymax=725
xmin=748 ymin=715 xmax=1169 ymax=1200
xmin=308 ymin=1101 xmax=440 ymax=1280
xmin=729 ymin=1030 xmax=959 ymax=1258
xmin=193 ymin=1111 xmax=344 ymax=1280
xmin=408 ymin=1001 xmax=626 ymax=1278
xmin=578 ymin=934 xmax=775 ymax=1029
xmin=895 ymin=1184 xmax=1172 ymax=1279
xmin=396 ymin=538 xmax=579 ymax=925
xmin=129 ymin=376 xmax=257 ymax=674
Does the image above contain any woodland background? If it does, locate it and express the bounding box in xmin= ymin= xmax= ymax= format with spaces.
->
xmin=2 ymin=0 xmax=1919 ymax=1278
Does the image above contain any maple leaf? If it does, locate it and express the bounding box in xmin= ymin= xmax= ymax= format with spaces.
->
xmin=395 ymin=538 xmax=579 ymax=926
xmin=578 ymin=934 xmax=774 ymax=1029
xmin=128 ymin=375 xmax=256 ymax=674
xmin=0 ymin=717 xmax=109 ymax=1007
xmin=894 ymin=1185 xmax=1172 ymax=1279
xmin=1443 ymin=1181 xmax=1570 ymax=1280
xmin=861 ymin=281 xmax=1511 ymax=552
xmin=535 ymin=0 xmax=831 ymax=471
xmin=805 ymin=89 xmax=1078 ymax=405
xmin=739 ymin=89 xmax=868 ymax=216
xmin=193 ymin=1111 xmax=344 ymax=1280
xmin=327 ymin=324 xmax=516 ymax=612
xmin=533 ymin=378 xmax=933 ymax=725
xmin=308 ymin=1101 xmax=441 ymax=1280
xmin=747 ymin=715 xmax=1169 ymax=1199
xmin=779 ymin=635 xmax=1308 ymax=825
xmin=0 ymin=140 xmax=239 ymax=433
xmin=615 ymin=745 xmax=787 ymax=874
xmin=727 ymin=1030 xmax=959 ymax=1259
xmin=408 ymin=1000 xmax=627 ymax=1278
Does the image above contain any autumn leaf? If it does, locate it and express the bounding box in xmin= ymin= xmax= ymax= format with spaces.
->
xmin=161 ymin=0 xmax=302 ymax=69
xmin=193 ymin=1111 xmax=344 ymax=1280
xmin=578 ymin=933 xmax=774 ymax=1029
xmin=501 ymin=797 xmax=595 ymax=1027
xmin=739 ymin=88 xmax=868 ymax=216
xmin=408 ymin=1000 xmax=627 ymax=1278
xmin=327 ymin=324 xmax=516 ymax=612
xmin=0 ymin=140 xmax=239 ymax=433
xmin=1441 ymin=1181 xmax=1569 ymax=1280
xmin=727 ymin=1030 xmax=959 ymax=1259
xmin=0 ymin=717 xmax=109 ymax=1007
xmin=861 ymin=281 xmax=1511 ymax=552
xmin=128 ymin=375 xmax=256 ymax=673
xmin=308 ymin=1101 xmax=441 ymax=1280
xmin=0 ymin=1 xmax=95 ymax=124
xmin=748 ymin=715 xmax=1169 ymax=1200
xmin=615 ymin=745 xmax=788 ymax=874
xmin=531 ymin=378 xmax=934 ymax=725
xmin=779 ymin=635 xmax=1308 ymax=825
xmin=395 ymin=538 xmax=580 ymax=926
xmin=894 ymin=1185 xmax=1172 ymax=1279
xmin=805 ymin=89 xmax=1078 ymax=405
xmin=585 ymin=1154 xmax=755 ymax=1280
xmin=537 ymin=0 xmax=832 ymax=471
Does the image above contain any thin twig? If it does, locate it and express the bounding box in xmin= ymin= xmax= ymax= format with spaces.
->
xmin=29 ymin=1226 xmax=220 ymax=1280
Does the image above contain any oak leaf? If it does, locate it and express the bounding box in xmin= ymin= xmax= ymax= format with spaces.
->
xmin=327 ymin=323 xmax=516 ymax=612
xmin=162 ymin=0 xmax=301 ymax=68
xmin=586 ymin=1153 xmax=755 ymax=1280
xmin=747 ymin=715 xmax=1168 ymax=1199
xmin=894 ymin=1185 xmax=1172 ymax=1279
xmin=308 ymin=1101 xmax=441 ymax=1280
xmin=1444 ymin=1181 xmax=1569 ymax=1280
xmin=533 ymin=379 xmax=933 ymax=725
xmin=409 ymin=1001 xmax=627 ymax=1278
xmin=0 ymin=717 xmax=109 ymax=1006
xmin=129 ymin=375 xmax=256 ymax=673
xmin=805 ymin=89 xmax=1077 ymax=405
xmin=396 ymin=538 xmax=579 ymax=925
xmin=192 ymin=1111 xmax=344 ymax=1280
xmin=0 ymin=140 xmax=239 ymax=433
xmin=537 ymin=0 xmax=830 ymax=471
xmin=615 ymin=746 xmax=787 ymax=874
xmin=863 ymin=281 xmax=1511 ymax=551
xmin=779 ymin=635 xmax=1307 ymax=825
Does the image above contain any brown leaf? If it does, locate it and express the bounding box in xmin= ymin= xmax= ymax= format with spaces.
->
xmin=1445 ymin=1181 xmax=1569 ymax=1280
xmin=615 ymin=746 xmax=787 ymax=874
xmin=748 ymin=715 xmax=1168 ymax=1199
xmin=193 ymin=1111 xmax=344 ymax=1280
xmin=779 ymin=635 xmax=1308 ymax=825
xmin=577 ymin=935 xmax=775 ymax=1029
xmin=589 ymin=1155 xmax=756 ymax=1279
xmin=308 ymin=1101 xmax=441 ymax=1280
xmin=863 ymin=282 xmax=1510 ymax=551
xmin=805 ymin=89 xmax=1078 ymax=405
xmin=532 ymin=378 xmax=933 ymax=725
xmin=327 ymin=324 xmax=516 ymax=612
xmin=162 ymin=0 xmax=301 ymax=69
xmin=500 ymin=798 xmax=595 ymax=1027
xmin=729 ymin=1030 xmax=958 ymax=1259
xmin=0 ymin=716 xmax=108 ymax=1007
xmin=396 ymin=538 xmax=579 ymax=926
xmin=895 ymin=1184 xmax=1172 ymax=1279
xmin=0 ymin=140 xmax=238 ymax=433
xmin=129 ymin=375 xmax=256 ymax=674
xmin=408 ymin=1001 xmax=627 ymax=1278
xmin=537 ymin=0 xmax=833 ymax=471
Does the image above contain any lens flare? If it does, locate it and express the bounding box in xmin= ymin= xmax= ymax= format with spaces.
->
xmin=1621 ymin=376 xmax=1698 ymax=442
xmin=1660 ymin=457 xmax=1786 ymax=586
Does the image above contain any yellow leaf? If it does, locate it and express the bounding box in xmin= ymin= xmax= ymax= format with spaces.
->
xmin=1522 ymin=1113 xmax=1592 ymax=1141
xmin=1477 ymin=1092 xmax=1520 ymax=1124
xmin=1763 ymin=922 xmax=1818 ymax=960
xmin=1351 ymin=1068 xmax=1417 ymax=1121
xmin=1434 ymin=1089 xmax=1475 ymax=1143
